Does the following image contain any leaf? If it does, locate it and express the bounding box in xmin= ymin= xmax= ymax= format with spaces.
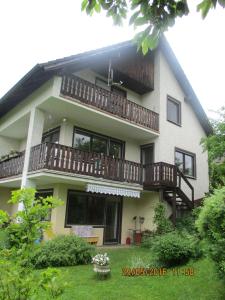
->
xmin=129 ymin=11 xmax=140 ymax=25
xmin=197 ymin=0 xmax=213 ymax=19
xmin=134 ymin=16 xmax=147 ymax=27
xmin=81 ymin=0 xmax=88 ymax=11
xmin=94 ymin=3 xmax=101 ymax=13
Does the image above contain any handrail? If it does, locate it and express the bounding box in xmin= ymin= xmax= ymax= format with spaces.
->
xmin=176 ymin=168 xmax=194 ymax=203
xmin=60 ymin=74 xmax=159 ymax=132
xmin=29 ymin=143 xmax=143 ymax=184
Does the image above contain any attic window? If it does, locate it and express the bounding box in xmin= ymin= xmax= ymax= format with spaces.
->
xmin=167 ymin=96 xmax=181 ymax=126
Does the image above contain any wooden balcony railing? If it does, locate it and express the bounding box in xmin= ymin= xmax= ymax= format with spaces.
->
xmin=29 ymin=143 xmax=143 ymax=184
xmin=143 ymin=162 xmax=194 ymax=205
xmin=0 ymin=144 xmax=193 ymax=206
xmin=0 ymin=152 xmax=25 ymax=179
xmin=143 ymin=162 xmax=177 ymax=187
xmin=60 ymin=75 xmax=159 ymax=132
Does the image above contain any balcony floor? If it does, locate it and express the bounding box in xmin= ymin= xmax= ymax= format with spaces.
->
xmin=38 ymin=96 xmax=159 ymax=143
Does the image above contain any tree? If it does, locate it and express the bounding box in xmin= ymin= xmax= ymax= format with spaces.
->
xmin=81 ymin=0 xmax=225 ymax=54
xmin=196 ymin=187 xmax=225 ymax=278
xmin=201 ymin=107 xmax=225 ymax=190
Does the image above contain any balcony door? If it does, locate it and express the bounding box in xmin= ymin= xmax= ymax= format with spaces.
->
xmin=103 ymin=197 xmax=122 ymax=244
xmin=141 ymin=143 xmax=154 ymax=165
xmin=141 ymin=144 xmax=154 ymax=183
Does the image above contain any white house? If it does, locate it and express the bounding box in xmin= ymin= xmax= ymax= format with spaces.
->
xmin=0 ymin=37 xmax=212 ymax=245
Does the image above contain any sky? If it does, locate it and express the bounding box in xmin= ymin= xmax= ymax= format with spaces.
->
xmin=0 ymin=1 xmax=224 ymax=118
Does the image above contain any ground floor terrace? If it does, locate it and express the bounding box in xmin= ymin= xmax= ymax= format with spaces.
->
xmin=0 ymin=183 xmax=172 ymax=246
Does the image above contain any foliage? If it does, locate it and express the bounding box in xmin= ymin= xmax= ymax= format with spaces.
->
xmin=0 ymin=250 xmax=66 ymax=300
xmin=176 ymin=207 xmax=201 ymax=234
xmin=39 ymin=268 xmax=68 ymax=298
xmin=196 ymin=187 xmax=225 ymax=278
xmin=92 ymin=253 xmax=110 ymax=266
xmin=0 ymin=188 xmax=66 ymax=299
xmin=151 ymin=231 xmax=198 ymax=267
xmin=201 ymin=107 xmax=225 ymax=190
xmin=81 ymin=0 xmax=225 ymax=53
xmin=0 ymin=188 xmax=63 ymax=251
xmin=153 ymin=202 xmax=173 ymax=234
xmin=30 ymin=235 xmax=94 ymax=269
xmin=0 ymin=229 xmax=10 ymax=250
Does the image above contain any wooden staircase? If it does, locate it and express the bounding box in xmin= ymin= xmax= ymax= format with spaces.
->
xmin=143 ymin=162 xmax=194 ymax=222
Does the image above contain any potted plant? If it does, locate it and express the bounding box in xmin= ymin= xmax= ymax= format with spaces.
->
xmin=92 ymin=253 xmax=110 ymax=278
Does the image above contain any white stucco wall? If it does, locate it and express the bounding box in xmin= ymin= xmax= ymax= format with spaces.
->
xmin=0 ymin=136 xmax=20 ymax=156
xmin=155 ymin=51 xmax=209 ymax=199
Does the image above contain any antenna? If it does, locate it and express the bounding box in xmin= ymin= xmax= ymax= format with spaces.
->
xmin=108 ymin=58 xmax=113 ymax=86
xmin=107 ymin=57 xmax=123 ymax=87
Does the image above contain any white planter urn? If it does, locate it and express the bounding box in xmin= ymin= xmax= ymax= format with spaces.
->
xmin=93 ymin=264 xmax=111 ymax=275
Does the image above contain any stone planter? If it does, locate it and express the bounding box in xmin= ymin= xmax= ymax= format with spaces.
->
xmin=93 ymin=264 xmax=110 ymax=275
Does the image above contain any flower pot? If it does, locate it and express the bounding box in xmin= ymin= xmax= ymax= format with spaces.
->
xmin=93 ymin=264 xmax=110 ymax=274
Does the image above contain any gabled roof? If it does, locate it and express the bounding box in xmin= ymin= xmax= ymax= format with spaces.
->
xmin=0 ymin=37 xmax=212 ymax=135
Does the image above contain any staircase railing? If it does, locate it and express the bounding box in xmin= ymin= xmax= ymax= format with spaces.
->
xmin=176 ymin=168 xmax=194 ymax=205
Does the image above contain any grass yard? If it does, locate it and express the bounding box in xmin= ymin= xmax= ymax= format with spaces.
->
xmin=44 ymin=247 xmax=225 ymax=300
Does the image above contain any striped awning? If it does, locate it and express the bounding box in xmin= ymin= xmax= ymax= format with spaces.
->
xmin=86 ymin=184 xmax=140 ymax=198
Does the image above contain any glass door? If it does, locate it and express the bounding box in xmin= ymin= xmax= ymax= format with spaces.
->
xmin=103 ymin=197 xmax=122 ymax=244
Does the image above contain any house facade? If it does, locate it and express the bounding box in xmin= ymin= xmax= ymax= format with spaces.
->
xmin=0 ymin=37 xmax=212 ymax=245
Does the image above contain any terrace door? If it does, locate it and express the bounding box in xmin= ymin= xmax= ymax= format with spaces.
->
xmin=103 ymin=197 xmax=122 ymax=244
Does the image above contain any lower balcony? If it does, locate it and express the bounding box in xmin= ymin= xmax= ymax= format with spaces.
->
xmin=28 ymin=143 xmax=142 ymax=184
xmin=0 ymin=143 xmax=194 ymax=208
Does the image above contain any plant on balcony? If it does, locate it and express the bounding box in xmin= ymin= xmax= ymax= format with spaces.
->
xmin=0 ymin=150 xmax=20 ymax=162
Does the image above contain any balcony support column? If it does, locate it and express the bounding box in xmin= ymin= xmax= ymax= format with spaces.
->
xmin=20 ymin=108 xmax=45 ymax=196
xmin=172 ymin=190 xmax=176 ymax=226
xmin=59 ymin=120 xmax=73 ymax=146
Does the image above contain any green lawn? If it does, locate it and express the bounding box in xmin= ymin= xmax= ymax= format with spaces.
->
xmin=48 ymin=247 xmax=224 ymax=300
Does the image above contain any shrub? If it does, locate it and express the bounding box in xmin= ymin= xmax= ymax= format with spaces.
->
xmin=153 ymin=202 xmax=173 ymax=234
xmin=0 ymin=251 xmax=66 ymax=300
xmin=30 ymin=235 xmax=94 ymax=268
xmin=196 ymin=187 xmax=225 ymax=278
xmin=151 ymin=231 xmax=196 ymax=267
xmin=0 ymin=229 xmax=10 ymax=250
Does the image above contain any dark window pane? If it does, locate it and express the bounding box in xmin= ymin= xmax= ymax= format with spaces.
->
xmin=35 ymin=190 xmax=53 ymax=221
xmin=42 ymin=128 xmax=60 ymax=144
xmin=96 ymin=78 xmax=110 ymax=90
xmin=74 ymin=132 xmax=91 ymax=151
xmin=167 ymin=98 xmax=180 ymax=124
xmin=111 ymin=85 xmax=127 ymax=98
xmin=67 ymin=194 xmax=87 ymax=225
xmin=185 ymin=154 xmax=194 ymax=177
xmin=175 ymin=151 xmax=184 ymax=172
xmin=92 ymin=136 xmax=107 ymax=154
xmin=87 ymin=196 xmax=104 ymax=225
xmin=109 ymin=141 xmax=122 ymax=158
xmin=175 ymin=150 xmax=195 ymax=177
xmin=66 ymin=192 xmax=105 ymax=225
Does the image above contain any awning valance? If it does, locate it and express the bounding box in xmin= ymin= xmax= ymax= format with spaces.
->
xmin=86 ymin=184 xmax=140 ymax=198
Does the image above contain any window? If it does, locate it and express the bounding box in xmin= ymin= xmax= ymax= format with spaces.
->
xmin=73 ymin=128 xmax=124 ymax=158
xmin=175 ymin=148 xmax=196 ymax=178
xmin=111 ymin=85 xmax=127 ymax=98
xmin=74 ymin=131 xmax=91 ymax=151
xmin=66 ymin=191 xmax=105 ymax=226
xmin=35 ymin=189 xmax=53 ymax=221
xmin=42 ymin=127 xmax=60 ymax=144
xmin=167 ymin=96 xmax=181 ymax=125
xmin=95 ymin=78 xmax=110 ymax=91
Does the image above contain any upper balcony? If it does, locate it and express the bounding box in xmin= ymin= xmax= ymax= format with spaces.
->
xmin=59 ymin=74 xmax=159 ymax=134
